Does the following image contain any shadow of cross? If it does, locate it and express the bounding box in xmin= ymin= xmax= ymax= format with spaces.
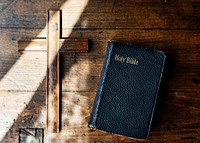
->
xmin=18 ymin=10 xmax=88 ymax=133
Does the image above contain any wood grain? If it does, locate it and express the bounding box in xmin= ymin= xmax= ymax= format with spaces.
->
xmin=18 ymin=39 xmax=88 ymax=52
xmin=1 ymin=1 xmax=200 ymax=29
xmin=60 ymin=39 xmax=89 ymax=52
xmin=0 ymin=0 xmax=200 ymax=143
xmin=18 ymin=39 xmax=47 ymax=51
xmin=47 ymin=10 xmax=60 ymax=133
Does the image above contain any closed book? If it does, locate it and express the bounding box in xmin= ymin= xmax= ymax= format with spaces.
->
xmin=88 ymin=41 xmax=166 ymax=139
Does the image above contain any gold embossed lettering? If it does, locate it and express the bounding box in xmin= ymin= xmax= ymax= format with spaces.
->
xmin=115 ymin=54 xmax=126 ymax=63
xmin=126 ymin=57 xmax=138 ymax=65
xmin=114 ymin=54 xmax=138 ymax=65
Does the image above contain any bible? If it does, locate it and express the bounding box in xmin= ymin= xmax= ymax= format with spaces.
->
xmin=89 ymin=41 xmax=166 ymax=139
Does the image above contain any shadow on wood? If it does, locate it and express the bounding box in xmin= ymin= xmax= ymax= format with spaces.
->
xmin=0 ymin=0 xmax=200 ymax=143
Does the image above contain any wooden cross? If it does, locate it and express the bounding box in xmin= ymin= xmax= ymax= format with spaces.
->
xmin=18 ymin=10 xmax=88 ymax=133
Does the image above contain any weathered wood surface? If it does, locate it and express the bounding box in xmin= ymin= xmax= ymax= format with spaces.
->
xmin=47 ymin=10 xmax=60 ymax=133
xmin=18 ymin=39 xmax=47 ymax=52
xmin=2 ymin=29 xmax=200 ymax=92
xmin=1 ymin=1 xmax=200 ymax=29
xmin=18 ymin=39 xmax=88 ymax=52
xmin=0 ymin=0 xmax=200 ymax=143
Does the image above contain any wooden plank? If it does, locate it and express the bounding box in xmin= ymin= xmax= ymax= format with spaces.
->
xmin=0 ymin=0 xmax=66 ymax=28
xmin=54 ymin=1 xmax=200 ymax=30
xmin=1 ymin=29 xmax=200 ymax=92
xmin=18 ymin=39 xmax=88 ymax=52
xmin=1 ymin=91 xmax=200 ymax=142
xmin=62 ymin=29 xmax=200 ymax=44
xmin=1 ymin=1 xmax=200 ymax=29
xmin=0 ymin=52 xmax=47 ymax=92
xmin=61 ymin=91 xmax=200 ymax=128
xmin=0 ymin=28 xmax=46 ymax=39
xmin=47 ymin=10 xmax=60 ymax=133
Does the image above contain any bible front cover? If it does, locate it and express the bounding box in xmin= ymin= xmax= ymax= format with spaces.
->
xmin=89 ymin=41 xmax=166 ymax=139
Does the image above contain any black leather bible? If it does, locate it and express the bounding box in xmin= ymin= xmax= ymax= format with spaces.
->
xmin=88 ymin=41 xmax=166 ymax=139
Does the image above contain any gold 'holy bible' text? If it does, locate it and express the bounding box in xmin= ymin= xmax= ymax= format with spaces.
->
xmin=114 ymin=54 xmax=138 ymax=65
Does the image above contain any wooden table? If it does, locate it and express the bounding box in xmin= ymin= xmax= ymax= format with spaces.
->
xmin=0 ymin=0 xmax=199 ymax=143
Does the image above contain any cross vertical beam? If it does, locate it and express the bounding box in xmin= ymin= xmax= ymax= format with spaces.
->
xmin=47 ymin=10 xmax=60 ymax=133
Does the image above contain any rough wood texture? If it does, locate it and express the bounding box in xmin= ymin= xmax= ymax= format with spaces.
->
xmin=60 ymin=39 xmax=89 ymax=52
xmin=0 ymin=0 xmax=200 ymax=143
xmin=18 ymin=39 xmax=47 ymax=52
xmin=18 ymin=39 xmax=88 ymax=52
xmin=47 ymin=10 xmax=60 ymax=133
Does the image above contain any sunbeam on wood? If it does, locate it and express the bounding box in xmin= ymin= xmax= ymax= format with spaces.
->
xmin=0 ymin=0 xmax=89 ymax=142
xmin=1 ymin=0 xmax=200 ymax=143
